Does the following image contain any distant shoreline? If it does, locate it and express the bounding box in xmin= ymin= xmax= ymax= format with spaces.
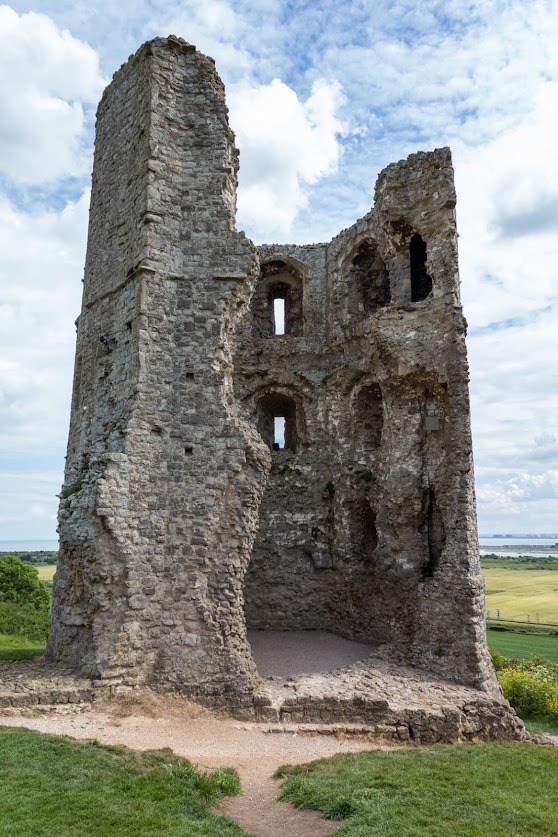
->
xmin=0 ymin=541 xmax=59 ymax=552
xmin=478 ymin=533 xmax=558 ymax=541
xmin=480 ymin=545 xmax=558 ymax=554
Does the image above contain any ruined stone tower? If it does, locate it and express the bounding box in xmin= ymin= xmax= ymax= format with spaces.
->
xmin=47 ymin=37 xmax=509 ymax=729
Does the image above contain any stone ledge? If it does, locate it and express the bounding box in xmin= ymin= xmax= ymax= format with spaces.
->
xmin=0 ymin=659 xmax=529 ymax=745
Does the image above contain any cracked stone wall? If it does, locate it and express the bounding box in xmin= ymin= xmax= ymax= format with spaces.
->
xmin=48 ymin=35 xmax=498 ymax=700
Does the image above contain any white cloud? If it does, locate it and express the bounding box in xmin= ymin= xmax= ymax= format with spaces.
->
xmin=147 ymin=0 xmax=253 ymax=80
xmin=0 ymin=191 xmax=88 ymax=457
xmin=0 ymin=5 xmax=104 ymax=182
xmin=477 ymin=471 xmax=558 ymax=531
xmin=449 ymin=78 xmax=558 ymax=533
xmin=229 ymin=78 xmax=346 ymax=238
xmin=0 ymin=470 xmax=60 ymax=539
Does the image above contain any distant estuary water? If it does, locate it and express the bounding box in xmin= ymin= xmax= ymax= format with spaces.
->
xmin=479 ymin=538 xmax=558 ymax=557
xmin=0 ymin=540 xmax=59 ymax=552
xmin=1 ymin=538 xmax=557 ymax=557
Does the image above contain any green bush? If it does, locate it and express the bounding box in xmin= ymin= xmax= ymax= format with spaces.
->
xmin=498 ymin=658 xmax=558 ymax=719
xmin=490 ymin=648 xmax=508 ymax=671
xmin=0 ymin=555 xmax=50 ymax=610
xmin=0 ymin=601 xmax=50 ymax=642
xmin=0 ymin=555 xmax=51 ymax=643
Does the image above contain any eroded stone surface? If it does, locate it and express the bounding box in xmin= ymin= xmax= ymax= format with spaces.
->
xmin=43 ymin=36 xmax=504 ymax=732
xmin=0 ymin=661 xmax=98 ymax=711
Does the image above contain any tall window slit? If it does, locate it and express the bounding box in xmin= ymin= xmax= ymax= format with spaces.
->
xmin=274 ymin=416 xmax=285 ymax=448
xmin=273 ymin=297 xmax=285 ymax=335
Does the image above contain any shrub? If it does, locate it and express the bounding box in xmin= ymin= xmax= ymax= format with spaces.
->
xmin=498 ymin=659 xmax=558 ymax=719
xmin=0 ymin=555 xmax=50 ymax=643
xmin=0 ymin=601 xmax=50 ymax=642
xmin=0 ymin=555 xmax=51 ymax=611
xmin=490 ymin=649 xmax=507 ymax=671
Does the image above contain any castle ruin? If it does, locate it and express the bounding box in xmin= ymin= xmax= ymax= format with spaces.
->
xmin=43 ymin=37 xmax=523 ymax=738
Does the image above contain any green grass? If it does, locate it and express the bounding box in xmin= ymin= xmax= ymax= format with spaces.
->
xmin=0 ymin=727 xmax=249 ymax=837
xmin=522 ymin=714 xmax=558 ymax=735
xmin=482 ymin=565 xmax=558 ymax=624
xmin=276 ymin=743 xmax=558 ymax=836
xmin=35 ymin=564 xmax=56 ymax=582
xmin=487 ymin=629 xmax=558 ymax=663
xmin=0 ymin=632 xmax=45 ymax=661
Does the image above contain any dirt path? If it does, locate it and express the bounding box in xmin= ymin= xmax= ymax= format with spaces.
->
xmin=0 ymin=697 xmax=378 ymax=837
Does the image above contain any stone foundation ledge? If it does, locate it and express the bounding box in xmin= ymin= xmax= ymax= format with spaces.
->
xmin=247 ymin=659 xmax=528 ymax=743
xmin=255 ymin=699 xmax=526 ymax=744
xmin=0 ymin=659 xmax=529 ymax=745
xmin=0 ymin=661 xmax=105 ymax=712
xmin=152 ymin=662 xmax=529 ymax=744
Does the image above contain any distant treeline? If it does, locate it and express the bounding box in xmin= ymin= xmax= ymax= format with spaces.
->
xmin=481 ymin=553 xmax=558 ymax=570
xmin=0 ymin=551 xmax=58 ymax=565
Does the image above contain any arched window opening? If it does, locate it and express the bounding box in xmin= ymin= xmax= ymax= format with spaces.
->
xmin=251 ymin=260 xmax=303 ymax=337
xmin=410 ymin=234 xmax=433 ymax=302
xmin=257 ymin=392 xmax=299 ymax=452
xmin=349 ymin=241 xmax=390 ymax=319
xmin=354 ymin=383 xmax=383 ymax=450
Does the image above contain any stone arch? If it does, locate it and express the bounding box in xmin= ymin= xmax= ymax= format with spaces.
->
xmin=251 ymin=259 xmax=304 ymax=337
xmin=346 ymin=239 xmax=390 ymax=320
xmin=248 ymin=386 xmax=307 ymax=452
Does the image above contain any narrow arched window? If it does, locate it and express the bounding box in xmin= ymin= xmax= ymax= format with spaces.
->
xmin=257 ymin=392 xmax=300 ymax=452
xmin=273 ymin=296 xmax=285 ymax=335
xmin=251 ymin=260 xmax=303 ymax=337
xmin=268 ymin=283 xmax=289 ymax=335
xmin=410 ymin=234 xmax=432 ymax=302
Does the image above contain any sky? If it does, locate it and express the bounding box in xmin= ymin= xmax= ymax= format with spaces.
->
xmin=0 ymin=0 xmax=557 ymax=539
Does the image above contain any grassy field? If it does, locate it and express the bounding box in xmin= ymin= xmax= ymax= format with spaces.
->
xmin=482 ymin=564 xmax=558 ymax=624
xmin=35 ymin=564 xmax=56 ymax=582
xmin=276 ymin=743 xmax=558 ymax=836
xmin=0 ymin=727 xmax=247 ymax=837
xmin=487 ymin=628 xmax=558 ymax=662
xmin=0 ymin=633 xmax=45 ymax=661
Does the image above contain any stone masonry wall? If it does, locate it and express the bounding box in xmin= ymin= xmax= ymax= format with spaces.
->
xmin=236 ymin=150 xmax=497 ymax=693
xmin=47 ymin=37 xmax=270 ymax=696
xmin=48 ymin=36 xmax=499 ymax=703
